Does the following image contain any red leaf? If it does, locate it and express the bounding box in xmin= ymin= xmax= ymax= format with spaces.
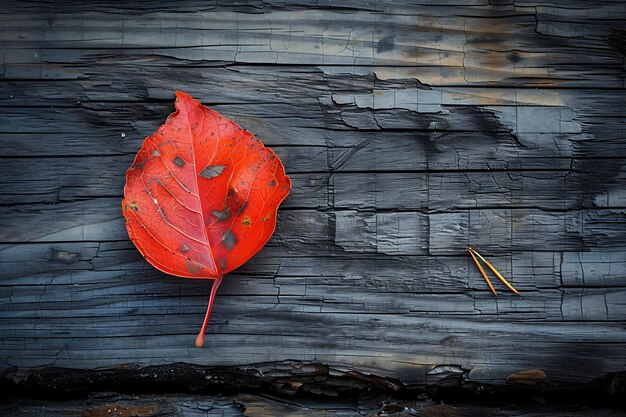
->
xmin=122 ymin=91 xmax=290 ymax=347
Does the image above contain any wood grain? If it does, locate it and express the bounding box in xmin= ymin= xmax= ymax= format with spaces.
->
xmin=1 ymin=0 xmax=626 ymax=392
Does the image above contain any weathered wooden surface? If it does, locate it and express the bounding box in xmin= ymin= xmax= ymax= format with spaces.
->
xmin=4 ymin=394 xmax=625 ymax=417
xmin=2 ymin=394 xmax=626 ymax=417
xmin=1 ymin=0 xmax=626 ymax=394
xmin=2 ymin=362 xmax=625 ymax=415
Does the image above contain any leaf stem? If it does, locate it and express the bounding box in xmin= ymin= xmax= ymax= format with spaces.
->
xmin=195 ymin=276 xmax=223 ymax=348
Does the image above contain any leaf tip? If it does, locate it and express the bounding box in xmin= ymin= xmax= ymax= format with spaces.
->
xmin=174 ymin=91 xmax=195 ymax=109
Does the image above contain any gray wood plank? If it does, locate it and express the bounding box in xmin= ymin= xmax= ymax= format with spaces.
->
xmin=1 ymin=0 xmax=625 ymax=393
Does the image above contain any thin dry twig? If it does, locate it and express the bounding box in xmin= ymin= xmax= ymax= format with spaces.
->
xmin=468 ymin=247 xmax=497 ymax=296
xmin=468 ymin=247 xmax=521 ymax=296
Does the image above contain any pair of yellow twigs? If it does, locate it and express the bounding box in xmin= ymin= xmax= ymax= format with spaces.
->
xmin=468 ymin=247 xmax=521 ymax=296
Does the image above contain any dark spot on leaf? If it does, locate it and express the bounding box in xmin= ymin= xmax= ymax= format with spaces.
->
xmin=212 ymin=207 xmax=232 ymax=222
xmin=129 ymin=201 xmax=139 ymax=211
xmin=221 ymin=230 xmax=237 ymax=251
xmin=157 ymin=207 xmax=167 ymax=221
xmin=219 ymin=258 xmax=227 ymax=270
xmin=173 ymin=156 xmax=185 ymax=167
xmin=200 ymin=165 xmax=227 ymax=179
xmin=260 ymin=213 xmax=272 ymax=223
xmin=242 ymin=216 xmax=251 ymax=226
xmin=132 ymin=161 xmax=145 ymax=170
xmin=181 ymin=244 xmax=190 ymax=253
xmin=227 ymin=188 xmax=236 ymax=199
xmin=185 ymin=260 xmax=202 ymax=275
xmin=178 ymin=181 xmax=191 ymax=193
xmin=269 ymin=180 xmax=276 ymax=187
xmin=237 ymin=201 xmax=248 ymax=215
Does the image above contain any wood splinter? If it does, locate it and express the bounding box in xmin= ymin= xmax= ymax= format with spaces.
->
xmin=468 ymin=247 xmax=521 ymax=297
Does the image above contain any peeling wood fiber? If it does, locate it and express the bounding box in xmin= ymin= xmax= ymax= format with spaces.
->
xmin=1 ymin=0 xmax=626 ymax=389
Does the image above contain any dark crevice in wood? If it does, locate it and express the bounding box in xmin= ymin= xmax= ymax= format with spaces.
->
xmin=3 ymin=361 xmax=626 ymax=409
xmin=608 ymin=30 xmax=626 ymax=58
